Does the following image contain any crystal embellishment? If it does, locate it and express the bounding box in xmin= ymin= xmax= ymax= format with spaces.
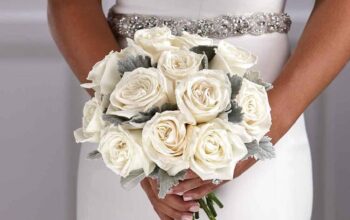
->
xmin=108 ymin=11 xmax=292 ymax=39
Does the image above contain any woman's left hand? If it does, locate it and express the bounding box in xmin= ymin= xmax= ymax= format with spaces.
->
xmin=170 ymin=170 xmax=228 ymax=201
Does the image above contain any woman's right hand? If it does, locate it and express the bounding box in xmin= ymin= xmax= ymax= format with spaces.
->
xmin=140 ymin=178 xmax=199 ymax=220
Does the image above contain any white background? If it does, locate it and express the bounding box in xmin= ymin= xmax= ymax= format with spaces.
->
xmin=0 ymin=0 xmax=349 ymax=219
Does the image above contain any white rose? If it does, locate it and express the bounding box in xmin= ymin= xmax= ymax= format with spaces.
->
xmin=134 ymin=27 xmax=176 ymax=62
xmin=236 ymin=78 xmax=272 ymax=141
xmin=171 ymin=31 xmax=214 ymax=49
xmin=74 ymin=98 xmax=105 ymax=143
xmin=142 ymin=111 xmax=192 ymax=176
xmin=175 ymin=69 xmax=231 ymax=124
xmin=82 ymin=39 xmax=151 ymax=95
xmin=185 ymin=118 xmax=249 ymax=180
xmin=98 ymin=125 xmax=155 ymax=177
xmin=81 ymin=51 xmax=121 ymax=95
xmin=107 ymin=67 xmax=169 ymax=118
xmin=210 ymin=41 xmax=258 ymax=76
xmin=158 ymin=49 xmax=204 ymax=102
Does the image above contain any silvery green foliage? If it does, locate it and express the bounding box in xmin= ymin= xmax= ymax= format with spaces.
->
xmin=150 ymin=167 xmax=187 ymax=199
xmin=244 ymin=136 xmax=275 ymax=160
xmin=227 ymin=101 xmax=243 ymax=123
xmin=244 ymin=71 xmax=273 ymax=91
xmin=227 ymin=74 xmax=243 ymax=99
xmin=102 ymin=103 xmax=178 ymax=126
xmin=102 ymin=114 xmax=129 ymax=125
xmin=190 ymin=45 xmax=217 ymax=62
xmin=120 ymin=169 xmax=146 ymax=190
xmin=129 ymin=103 xmax=178 ymax=124
xmin=87 ymin=150 xmax=102 ymax=160
xmin=118 ymin=55 xmax=152 ymax=77
xmin=129 ymin=107 xmax=160 ymax=124
xmin=226 ymin=74 xmax=243 ymax=123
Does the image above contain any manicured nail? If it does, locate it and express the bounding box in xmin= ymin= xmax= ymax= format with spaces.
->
xmin=189 ymin=204 xmax=200 ymax=212
xmin=176 ymin=192 xmax=184 ymax=196
xmin=181 ymin=215 xmax=193 ymax=220
xmin=183 ymin=196 xmax=193 ymax=201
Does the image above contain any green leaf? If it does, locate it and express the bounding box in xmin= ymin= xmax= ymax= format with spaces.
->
xmin=244 ymin=136 xmax=275 ymax=160
xmin=160 ymin=103 xmax=178 ymax=112
xmin=118 ymin=55 xmax=152 ymax=76
xmin=227 ymin=101 xmax=243 ymax=123
xmin=190 ymin=45 xmax=217 ymax=62
xmin=120 ymin=169 xmax=146 ymax=190
xmin=129 ymin=106 xmax=160 ymax=124
xmin=130 ymin=103 xmax=178 ymax=124
xmin=102 ymin=114 xmax=129 ymax=125
xmin=227 ymin=74 xmax=243 ymax=99
xmin=244 ymin=71 xmax=273 ymax=91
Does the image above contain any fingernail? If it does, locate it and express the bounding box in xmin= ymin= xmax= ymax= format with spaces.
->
xmin=176 ymin=192 xmax=184 ymax=196
xmin=181 ymin=215 xmax=193 ymax=220
xmin=189 ymin=204 xmax=200 ymax=212
xmin=183 ymin=196 xmax=193 ymax=201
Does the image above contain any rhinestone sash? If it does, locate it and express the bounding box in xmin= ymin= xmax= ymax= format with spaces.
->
xmin=108 ymin=10 xmax=292 ymax=39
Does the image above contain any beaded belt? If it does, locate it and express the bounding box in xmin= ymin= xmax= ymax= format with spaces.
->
xmin=108 ymin=10 xmax=291 ymax=39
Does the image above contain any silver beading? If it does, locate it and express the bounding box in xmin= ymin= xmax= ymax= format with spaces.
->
xmin=108 ymin=11 xmax=291 ymax=39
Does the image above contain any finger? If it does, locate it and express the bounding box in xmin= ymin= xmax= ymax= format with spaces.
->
xmin=155 ymin=200 xmax=193 ymax=220
xmin=142 ymin=180 xmax=185 ymax=219
xmin=183 ymin=183 xmax=217 ymax=201
xmin=164 ymin=194 xmax=200 ymax=212
xmin=171 ymin=178 xmax=211 ymax=195
xmin=141 ymin=179 xmax=159 ymax=204
xmin=183 ymin=170 xmax=199 ymax=179
xmin=148 ymin=178 xmax=199 ymax=213
xmin=156 ymin=210 xmax=172 ymax=220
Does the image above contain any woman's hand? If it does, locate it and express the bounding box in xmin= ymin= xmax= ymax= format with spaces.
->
xmin=170 ymin=158 xmax=256 ymax=201
xmin=170 ymin=170 xmax=227 ymax=201
xmin=141 ymin=177 xmax=199 ymax=220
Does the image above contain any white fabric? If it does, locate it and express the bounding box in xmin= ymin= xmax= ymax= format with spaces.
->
xmin=77 ymin=0 xmax=313 ymax=219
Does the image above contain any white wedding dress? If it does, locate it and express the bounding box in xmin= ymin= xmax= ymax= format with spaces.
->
xmin=77 ymin=0 xmax=313 ymax=219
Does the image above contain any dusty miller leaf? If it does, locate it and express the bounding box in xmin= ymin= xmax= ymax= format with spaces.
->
xmin=244 ymin=71 xmax=273 ymax=91
xmin=103 ymin=103 xmax=178 ymax=126
xmin=227 ymin=100 xmax=243 ymax=123
xmin=129 ymin=103 xmax=178 ymax=124
xmin=102 ymin=114 xmax=129 ymax=125
xmin=118 ymin=55 xmax=152 ymax=77
xmin=129 ymin=106 xmax=160 ymax=124
xmin=190 ymin=45 xmax=217 ymax=62
xmin=227 ymin=74 xmax=243 ymax=99
xmin=244 ymin=136 xmax=275 ymax=160
xmin=160 ymin=103 xmax=178 ymax=112
xmin=150 ymin=167 xmax=187 ymax=199
xmin=87 ymin=150 xmax=102 ymax=160
xmin=120 ymin=169 xmax=146 ymax=190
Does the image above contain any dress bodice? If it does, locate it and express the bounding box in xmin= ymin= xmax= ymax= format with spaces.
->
xmin=113 ymin=0 xmax=287 ymax=18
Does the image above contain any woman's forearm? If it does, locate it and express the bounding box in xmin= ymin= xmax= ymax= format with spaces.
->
xmin=47 ymin=0 xmax=120 ymax=88
xmin=269 ymin=0 xmax=350 ymax=142
xmin=235 ymin=0 xmax=350 ymax=177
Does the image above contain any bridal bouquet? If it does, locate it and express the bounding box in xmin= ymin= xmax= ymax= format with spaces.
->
xmin=74 ymin=27 xmax=275 ymax=219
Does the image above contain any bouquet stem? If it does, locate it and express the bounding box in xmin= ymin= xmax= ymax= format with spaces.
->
xmin=194 ymin=193 xmax=223 ymax=220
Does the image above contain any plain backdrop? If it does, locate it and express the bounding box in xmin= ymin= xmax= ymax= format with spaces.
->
xmin=0 ymin=0 xmax=349 ymax=219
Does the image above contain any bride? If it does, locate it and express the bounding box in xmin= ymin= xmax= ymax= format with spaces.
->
xmin=48 ymin=0 xmax=350 ymax=219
